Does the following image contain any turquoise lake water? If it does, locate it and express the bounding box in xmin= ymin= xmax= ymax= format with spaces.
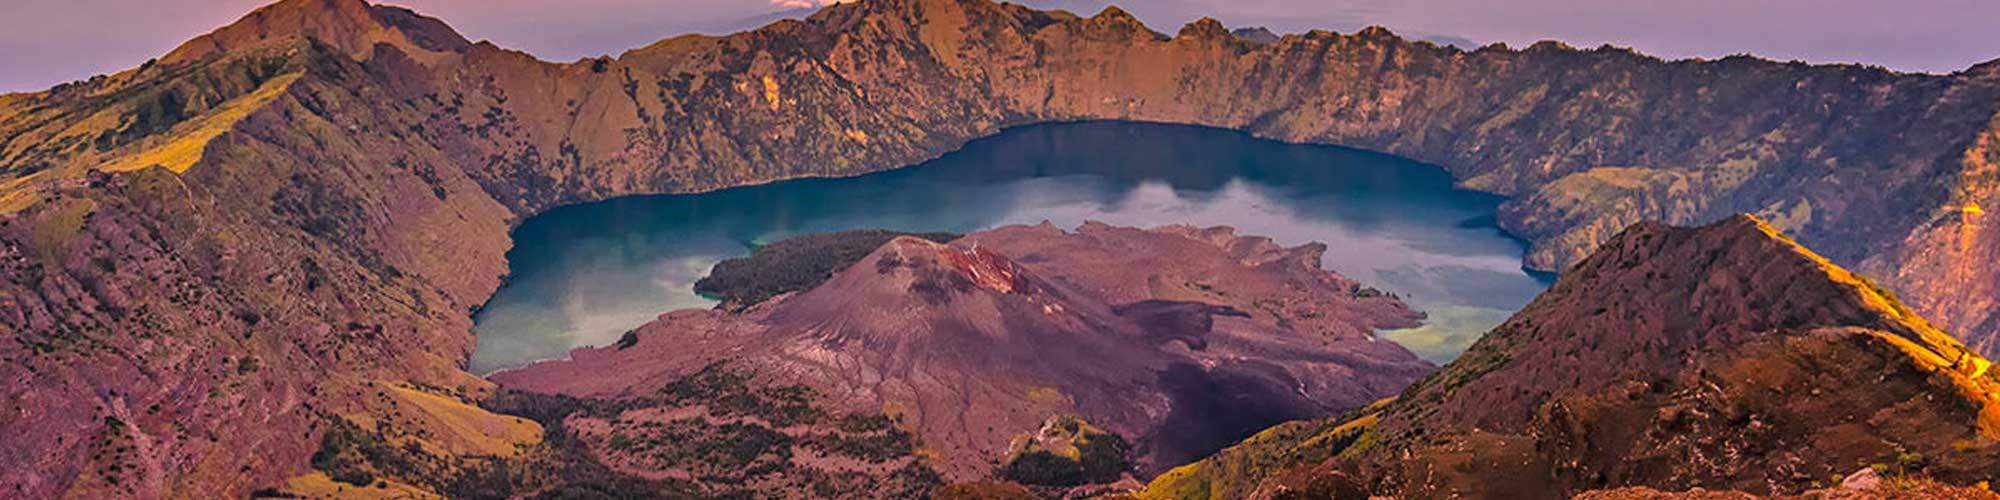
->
xmin=471 ymin=121 xmax=1552 ymax=374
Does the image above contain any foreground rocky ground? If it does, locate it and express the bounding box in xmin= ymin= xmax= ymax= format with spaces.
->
xmin=4 ymin=0 xmax=2000 ymax=496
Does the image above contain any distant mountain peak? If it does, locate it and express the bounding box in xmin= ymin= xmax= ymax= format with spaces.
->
xmin=1176 ymin=17 xmax=1231 ymax=41
xmin=163 ymin=0 xmax=468 ymax=64
xmin=1080 ymin=5 xmax=1160 ymax=39
xmin=1231 ymin=26 xmax=1283 ymax=44
xmin=1353 ymin=25 xmax=1399 ymax=40
xmin=1091 ymin=5 xmax=1139 ymax=22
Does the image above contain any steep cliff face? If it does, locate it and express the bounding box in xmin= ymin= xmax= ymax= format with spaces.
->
xmin=1866 ymin=80 xmax=2000 ymax=355
xmin=1136 ymin=215 xmax=2000 ymax=499
xmin=491 ymin=224 xmax=1431 ymax=488
xmin=4 ymin=0 xmax=2000 ymax=496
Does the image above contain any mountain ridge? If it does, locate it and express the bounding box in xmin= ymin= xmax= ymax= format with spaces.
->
xmin=1136 ymin=214 xmax=2000 ymax=499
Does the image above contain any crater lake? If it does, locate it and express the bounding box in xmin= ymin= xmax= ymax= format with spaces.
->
xmin=471 ymin=121 xmax=1553 ymax=374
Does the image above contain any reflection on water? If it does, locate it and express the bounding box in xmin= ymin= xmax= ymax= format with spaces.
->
xmin=471 ymin=121 xmax=1552 ymax=374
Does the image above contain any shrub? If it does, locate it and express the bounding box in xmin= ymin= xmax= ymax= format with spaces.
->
xmin=998 ymin=427 xmax=1131 ymax=486
xmin=1077 ymin=432 xmax=1132 ymax=483
xmin=1000 ymin=451 xmax=1086 ymax=486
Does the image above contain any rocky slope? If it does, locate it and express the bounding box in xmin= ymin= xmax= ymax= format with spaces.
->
xmin=3 ymin=0 xmax=2000 ymax=496
xmin=0 ymin=29 xmax=518 ymax=499
xmin=1133 ymin=215 xmax=2000 ymax=499
xmin=490 ymin=223 xmax=1431 ymax=492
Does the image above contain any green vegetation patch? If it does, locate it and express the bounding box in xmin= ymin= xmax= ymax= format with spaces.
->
xmin=446 ymin=392 xmax=701 ymax=499
xmin=601 ymin=362 xmax=940 ymax=495
xmin=999 ymin=416 xmax=1132 ymax=487
xmin=694 ymin=230 xmax=960 ymax=311
xmin=657 ymin=363 xmax=828 ymax=426
xmin=309 ymin=416 xmax=452 ymax=489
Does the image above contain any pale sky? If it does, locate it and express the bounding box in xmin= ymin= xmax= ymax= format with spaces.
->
xmin=5 ymin=0 xmax=1999 ymax=92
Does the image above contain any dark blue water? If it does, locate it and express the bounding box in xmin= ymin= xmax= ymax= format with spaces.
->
xmin=471 ymin=121 xmax=1552 ymax=374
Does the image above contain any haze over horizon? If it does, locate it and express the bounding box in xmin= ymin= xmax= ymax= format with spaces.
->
xmin=4 ymin=0 xmax=1998 ymax=92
